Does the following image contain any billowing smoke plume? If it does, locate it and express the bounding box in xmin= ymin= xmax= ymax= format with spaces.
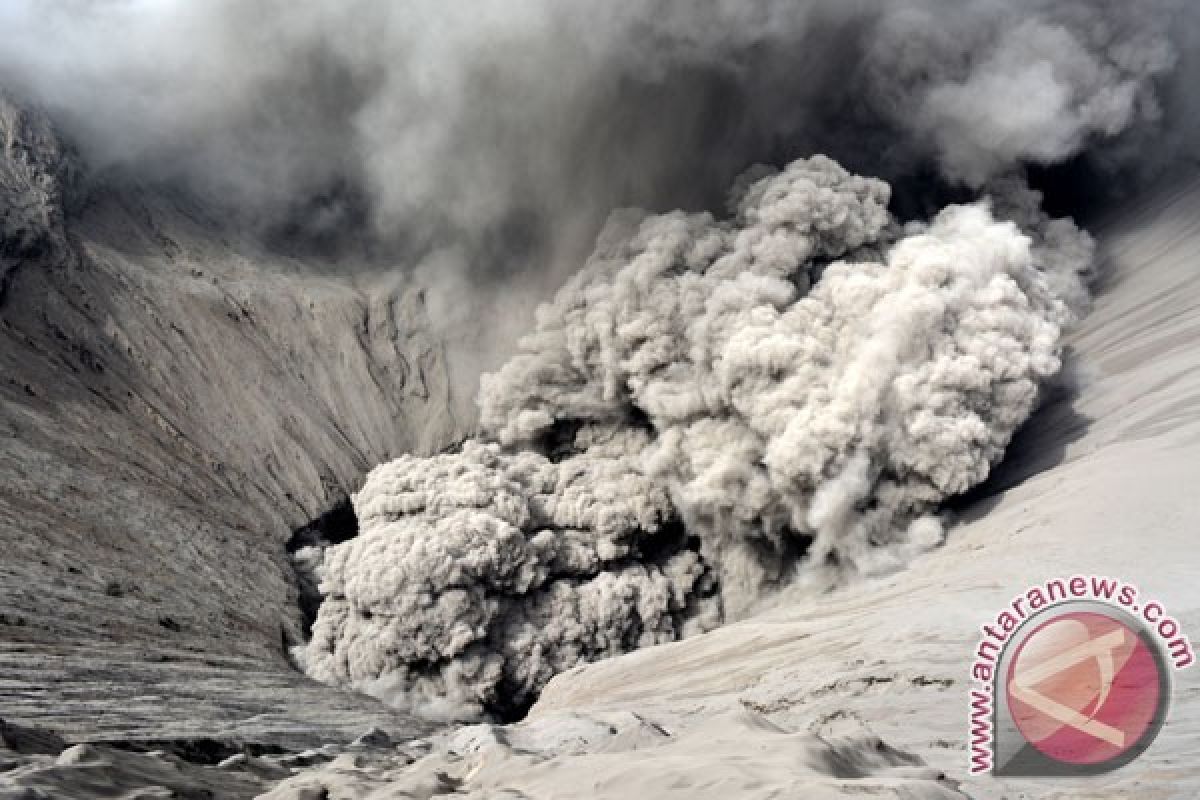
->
xmin=298 ymin=157 xmax=1091 ymax=718
xmin=302 ymin=438 xmax=716 ymax=720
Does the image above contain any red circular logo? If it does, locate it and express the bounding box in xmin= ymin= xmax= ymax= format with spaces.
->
xmin=1005 ymin=611 xmax=1164 ymax=766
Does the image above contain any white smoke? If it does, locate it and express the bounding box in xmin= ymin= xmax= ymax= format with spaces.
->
xmin=299 ymin=157 xmax=1092 ymax=717
xmin=864 ymin=1 xmax=1179 ymax=186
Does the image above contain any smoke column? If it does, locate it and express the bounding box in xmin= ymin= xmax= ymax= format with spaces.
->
xmin=4 ymin=1 xmax=1197 ymax=720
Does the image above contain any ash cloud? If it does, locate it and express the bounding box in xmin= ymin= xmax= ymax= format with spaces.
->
xmin=300 ymin=437 xmax=715 ymax=720
xmin=299 ymin=157 xmax=1090 ymax=718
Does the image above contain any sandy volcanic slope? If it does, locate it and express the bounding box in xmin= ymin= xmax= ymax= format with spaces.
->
xmin=0 ymin=97 xmax=462 ymax=750
xmin=260 ymin=176 xmax=1200 ymax=799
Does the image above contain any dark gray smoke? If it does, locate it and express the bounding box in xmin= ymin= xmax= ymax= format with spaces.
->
xmin=3 ymin=0 xmax=1193 ymax=387
xmin=0 ymin=1 xmax=1191 ymax=254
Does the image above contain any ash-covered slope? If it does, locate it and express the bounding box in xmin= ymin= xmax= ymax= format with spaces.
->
xmin=0 ymin=94 xmax=462 ymax=749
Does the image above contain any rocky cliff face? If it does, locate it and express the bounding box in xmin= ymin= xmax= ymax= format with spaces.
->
xmin=0 ymin=94 xmax=462 ymax=751
xmin=0 ymin=93 xmax=75 ymax=302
